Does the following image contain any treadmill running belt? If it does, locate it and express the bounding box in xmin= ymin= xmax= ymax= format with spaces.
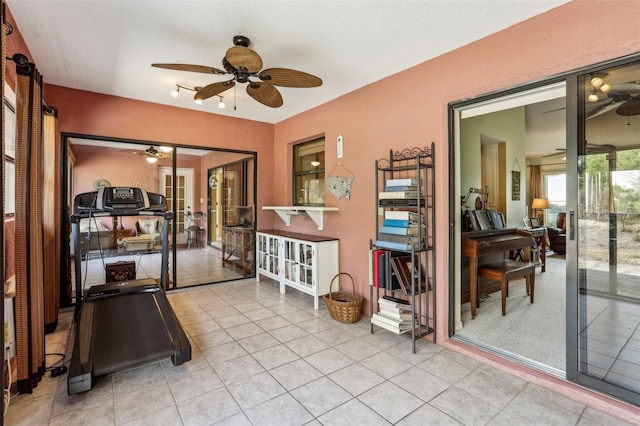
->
xmin=90 ymin=293 xmax=173 ymax=376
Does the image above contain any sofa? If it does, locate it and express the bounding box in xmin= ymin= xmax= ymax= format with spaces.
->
xmin=548 ymin=212 xmax=566 ymax=254
xmin=135 ymin=217 xmax=163 ymax=243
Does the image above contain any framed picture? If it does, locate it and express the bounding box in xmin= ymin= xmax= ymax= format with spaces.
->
xmin=530 ymin=217 xmax=541 ymax=228
xmin=512 ymin=170 xmax=521 ymax=200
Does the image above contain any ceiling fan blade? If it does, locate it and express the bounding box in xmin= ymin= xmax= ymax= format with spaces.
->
xmin=616 ymin=100 xmax=640 ymax=116
xmin=195 ymin=81 xmax=235 ymax=101
xmin=258 ymin=68 xmax=322 ymax=88
xmin=586 ymin=143 xmax=616 ymax=153
xmin=225 ymin=46 xmax=263 ymax=73
xmin=151 ymin=63 xmax=226 ymax=75
xmin=246 ymin=82 xmax=283 ymax=108
xmin=586 ymin=99 xmax=621 ymax=120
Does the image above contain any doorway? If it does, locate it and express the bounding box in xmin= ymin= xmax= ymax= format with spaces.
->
xmin=207 ymin=167 xmax=222 ymax=248
xmin=451 ymin=57 xmax=640 ymax=407
xmin=61 ymin=136 xmax=258 ymax=299
xmin=452 ymin=82 xmax=568 ymax=373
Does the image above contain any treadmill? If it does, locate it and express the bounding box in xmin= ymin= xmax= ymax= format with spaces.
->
xmin=68 ymin=187 xmax=191 ymax=394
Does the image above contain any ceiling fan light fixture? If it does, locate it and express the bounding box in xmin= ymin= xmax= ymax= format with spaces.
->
xmin=590 ymin=76 xmax=604 ymax=88
xmin=218 ymin=96 xmax=226 ymax=109
xmin=600 ymin=83 xmax=611 ymax=94
xmin=195 ymin=98 xmax=203 ymax=105
xmin=587 ymin=91 xmax=599 ymax=103
xmin=146 ymin=156 xmax=158 ymax=164
xmin=171 ymin=86 xmax=180 ymax=98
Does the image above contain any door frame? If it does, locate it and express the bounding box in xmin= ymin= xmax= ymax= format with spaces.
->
xmin=448 ymin=52 xmax=640 ymax=407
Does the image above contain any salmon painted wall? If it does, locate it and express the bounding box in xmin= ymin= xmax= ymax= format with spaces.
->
xmin=5 ymin=1 xmax=640 ymax=418
xmin=42 ymin=85 xmax=276 ymax=230
xmin=272 ymin=1 xmax=640 ymax=419
xmin=273 ymin=0 xmax=640 ymax=335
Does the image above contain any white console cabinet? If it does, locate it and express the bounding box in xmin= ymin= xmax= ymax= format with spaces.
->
xmin=256 ymin=230 xmax=339 ymax=309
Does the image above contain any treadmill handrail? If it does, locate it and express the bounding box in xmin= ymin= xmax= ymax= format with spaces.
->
xmin=70 ymin=210 xmax=174 ymax=222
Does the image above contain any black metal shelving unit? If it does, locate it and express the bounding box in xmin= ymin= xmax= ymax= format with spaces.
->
xmin=370 ymin=143 xmax=435 ymax=353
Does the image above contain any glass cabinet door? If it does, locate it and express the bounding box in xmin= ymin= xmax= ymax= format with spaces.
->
xmin=298 ymin=242 xmax=314 ymax=288
xmin=283 ymin=240 xmax=297 ymax=283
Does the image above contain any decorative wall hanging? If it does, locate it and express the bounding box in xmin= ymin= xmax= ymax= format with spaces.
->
xmin=93 ymin=179 xmax=110 ymax=190
xmin=511 ymin=158 xmax=521 ymax=201
xmin=327 ymin=163 xmax=354 ymax=200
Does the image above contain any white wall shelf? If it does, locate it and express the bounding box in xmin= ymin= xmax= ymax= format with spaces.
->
xmin=262 ymin=206 xmax=338 ymax=230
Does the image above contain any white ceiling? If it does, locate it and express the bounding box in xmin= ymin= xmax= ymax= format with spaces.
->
xmin=6 ymin=0 xmax=569 ymax=124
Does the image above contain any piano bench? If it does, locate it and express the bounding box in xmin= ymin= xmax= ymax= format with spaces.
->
xmin=478 ymin=260 xmax=536 ymax=316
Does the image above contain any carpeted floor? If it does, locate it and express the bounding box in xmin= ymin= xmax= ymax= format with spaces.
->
xmin=457 ymin=254 xmax=567 ymax=371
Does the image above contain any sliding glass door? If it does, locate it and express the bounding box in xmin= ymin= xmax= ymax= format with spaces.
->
xmin=568 ymin=61 xmax=640 ymax=405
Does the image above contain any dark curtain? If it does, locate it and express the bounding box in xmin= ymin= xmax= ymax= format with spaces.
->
xmin=529 ymin=165 xmax=543 ymax=216
xmin=14 ymin=59 xmax=45 ymax=393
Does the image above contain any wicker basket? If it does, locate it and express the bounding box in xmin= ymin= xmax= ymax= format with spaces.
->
xmin=323 ymin=272 xmax=363 ymax=323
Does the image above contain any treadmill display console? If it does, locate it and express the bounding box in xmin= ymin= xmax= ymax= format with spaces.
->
xmin=96 ymin=187 xmax=150 ymax=211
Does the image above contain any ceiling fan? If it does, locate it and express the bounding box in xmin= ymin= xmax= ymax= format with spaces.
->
xmin=122 ymin=146 xmax=167 ymax=163
xmin=152 ymin=35 xmax=322 ymax=108
xmin=543 ymin=143 xmax=616 ymax=158
xmin=586 ymin=82 xmax=640 ymax=119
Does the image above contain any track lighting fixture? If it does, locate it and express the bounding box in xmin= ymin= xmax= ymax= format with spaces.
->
xmin=170 ymin=83 xmax=204 ymax=105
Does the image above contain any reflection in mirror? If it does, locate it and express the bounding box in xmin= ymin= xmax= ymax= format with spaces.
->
xmin=64 ymin=138 xmax=256 ymax=305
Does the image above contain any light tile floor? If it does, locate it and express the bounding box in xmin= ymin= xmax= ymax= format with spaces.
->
xmin=5 ymin=279 xmax=637 ymax=425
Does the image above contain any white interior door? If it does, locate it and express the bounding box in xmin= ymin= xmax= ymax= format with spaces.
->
xmin=158 ymin=167 xmax=193 ymax=240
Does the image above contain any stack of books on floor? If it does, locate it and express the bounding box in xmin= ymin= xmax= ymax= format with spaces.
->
xmin=371 ymin=295 xmax=414 ymax=334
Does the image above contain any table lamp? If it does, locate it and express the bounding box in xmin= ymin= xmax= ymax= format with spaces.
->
xmin=531 ymin=198 xmax=549 ymax=225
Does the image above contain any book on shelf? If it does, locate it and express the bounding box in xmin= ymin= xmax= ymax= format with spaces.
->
xmin=384 ymin=185 xmax=418 ymax=192
xmin=371 ymin=313 xmax=412 ymax=329
xmin=370 ymin=316 xmax=411 ymax=334
xmin=377 ymin=234 xmax=421 ymax=245
xmin=373 ymin=249 xmax=386 ymax=288
xmin=378 ymin=191 xmax=419 ymax=200
xmin=385 ymin=178 xmax=417 ymax=187
xmin=379 ymin=295 xmax=411 ymax=310
xmin=371 ymin=313 xmax=412 ymax=327
xmin=384 ymin=211 xmax=421 ymax=222
xmin=382 ymin=219 xmax=422 ymax=228
xmin=377 ymin=307 xmax=413 ymax=322
xmin=379 ymin=225 xmax=425 ymax=236
xmin=375 ymin=239 xmax=422 ymax=252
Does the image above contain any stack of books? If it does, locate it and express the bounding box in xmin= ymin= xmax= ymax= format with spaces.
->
xmin=379 ymin=178 xmax=418 ymax=199
xmin=371 ymin=295 xmax=413 ymax=334
xmin=376 ymin=210 xmax=425 ymax=251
